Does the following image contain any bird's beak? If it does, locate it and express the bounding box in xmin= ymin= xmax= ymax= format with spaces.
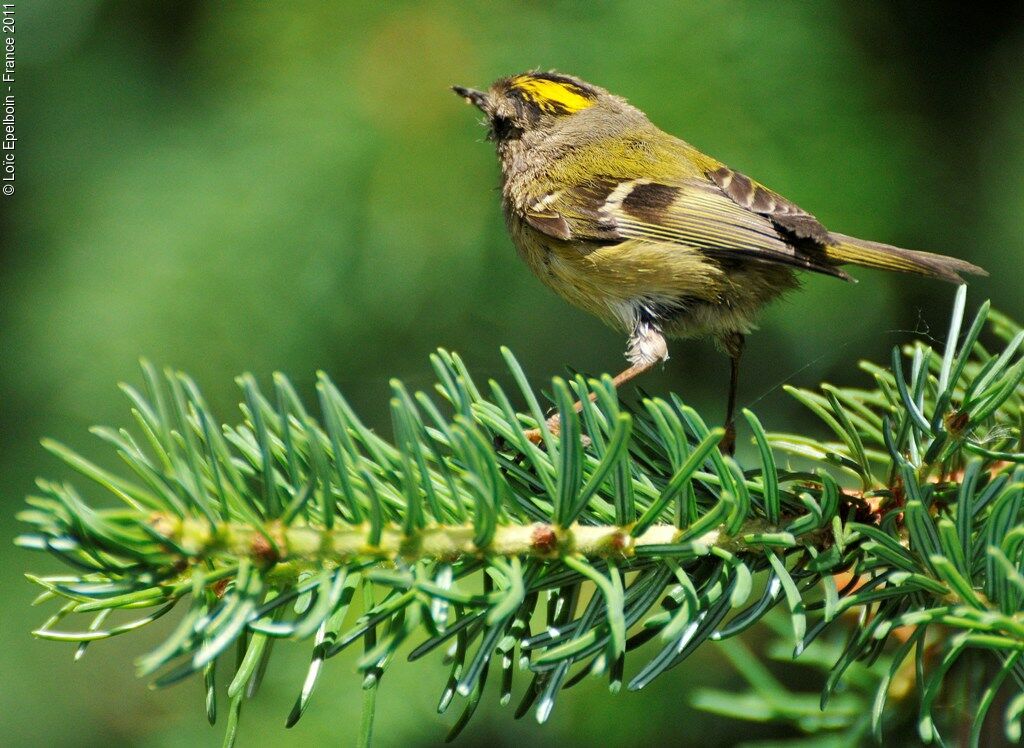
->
xmin=452 ymin=85 xmax=488 ymax=111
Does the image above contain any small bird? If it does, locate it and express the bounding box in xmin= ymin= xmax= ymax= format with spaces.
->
xmin=453 ymin=72 xmax=985 ymax=452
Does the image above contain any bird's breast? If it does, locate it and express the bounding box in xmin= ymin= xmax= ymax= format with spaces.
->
xmin=504 ymin=211 xmax=625 ymax=326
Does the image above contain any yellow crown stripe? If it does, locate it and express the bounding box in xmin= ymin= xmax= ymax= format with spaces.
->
xmin=511 ymin=76 xmax=594 ymax=114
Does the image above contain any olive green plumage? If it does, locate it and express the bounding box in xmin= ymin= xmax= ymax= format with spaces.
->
xmin=453 ymin=71 xmax=985 ymax=448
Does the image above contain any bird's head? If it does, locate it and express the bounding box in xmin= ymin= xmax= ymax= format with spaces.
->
xmin=453 ymin=71 xmax=631 ymax=150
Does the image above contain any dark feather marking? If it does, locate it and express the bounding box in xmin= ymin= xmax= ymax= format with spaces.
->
xmin=700 ymin=244 xmax=852 ymax=281
xmin=750 ymin=189 xmax=775 ymax=213
xmin=522 ymin=178 xmax=624 ymax=243
xmin=725 ymin=171 xmax=754 ymax=203
xmin=621 ymin=183 xmax=680 ymax=224
xmin=575 ymin=176 xmax=621 ymax=203
xmin=529 ymin=72 xmax=598 ymax=97
xmin=525 ymin=211 xmax=573 ymax=241
xmin=504 ymin=73 xmax=598 ymax=117
xmin=709 ymin=165 xmax=832 ymax=244
xmin=574 ymin=177 xmax=624 ymax=230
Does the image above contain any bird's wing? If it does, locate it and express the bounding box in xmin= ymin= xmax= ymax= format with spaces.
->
xmin=521 ymin=173 xmax=851 ymax=280
xmin=705 ymin=165 xmax=832 ymax=244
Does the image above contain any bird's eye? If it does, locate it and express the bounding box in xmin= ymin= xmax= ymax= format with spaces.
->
xmin=489 ymin=116 xmax=522 ymax=142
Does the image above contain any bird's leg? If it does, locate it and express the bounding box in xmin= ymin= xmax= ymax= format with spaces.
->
xmin=719 ymin=332 xmax=745 ymax=456
xmin=524 ymin=322 xmax=668 ymax=445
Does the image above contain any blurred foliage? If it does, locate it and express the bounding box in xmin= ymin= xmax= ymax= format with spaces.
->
xmin=2 ymin=1 xmax=1022 ymax=746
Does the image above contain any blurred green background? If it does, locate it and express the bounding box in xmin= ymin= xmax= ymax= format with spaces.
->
xmin=3 ymin=2 xmax=1022 ymax=745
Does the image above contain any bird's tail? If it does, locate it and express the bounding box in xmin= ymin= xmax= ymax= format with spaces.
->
xmin=825 ymin=233 xmax=987 ymax=284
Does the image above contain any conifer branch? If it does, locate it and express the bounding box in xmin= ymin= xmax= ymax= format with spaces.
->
xmin=17 ymin=288 xmax=1024 ymax=745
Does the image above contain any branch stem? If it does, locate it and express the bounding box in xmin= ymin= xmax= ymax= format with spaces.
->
xmin=152 ymin=514 xmax=793 ymax=567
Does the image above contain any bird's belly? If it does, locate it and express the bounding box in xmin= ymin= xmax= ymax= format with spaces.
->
xmin=510 ymin=219 xmax=797 ymax=338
